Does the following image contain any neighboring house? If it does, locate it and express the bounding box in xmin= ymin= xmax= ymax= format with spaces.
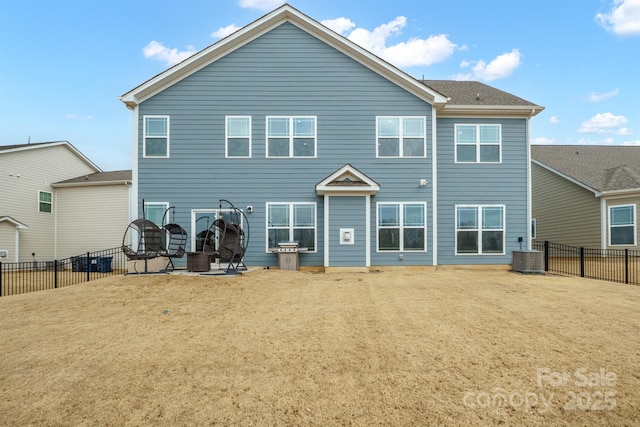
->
xmin=532 ymin=145 xmax=640 ymax=250
xmin=0 ymin=141 xmax=132 ymax=262
xmin=120 ymin=4 xmax=543 ymax=270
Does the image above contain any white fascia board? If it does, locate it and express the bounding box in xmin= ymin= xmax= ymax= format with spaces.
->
xmin=0 ymin=141 xmax=102 ymax=172
xmin=0 ymin=216 xmax=28 ymax=229
xmin=51 ymin=180 xmax=132 ymax=188
xmin=119 ymin=5 xmax=447 ymax=108
xmin=532 ymin=159 xmax=600 ymax=196
xmin=438 ymin=105 xmax=544 ymax=117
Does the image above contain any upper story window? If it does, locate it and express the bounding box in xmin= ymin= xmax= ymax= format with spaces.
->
xmin=143 ymin=116 xmax=169 ymax=158
xmin=456 ymin=205 xmax=505 ymax=255
xmin=226 ymin=116 xmax=251 ymax=158
xmin=38 ymin=191 xmax=52 ymax=213
xmin=609 ymin=204 xmax=636 ymax=246
xmin=267 ymin=116 xmax=316 ymax=158
xmin=266 ymin=202 xmax=316 ymax=251
xmin=455 ymin=124 xmax=501 ymax=163
xmin=376 ymin=117 xmax=426 ymax=158
xmin=377 ymin=202 xmax=427 ymax=251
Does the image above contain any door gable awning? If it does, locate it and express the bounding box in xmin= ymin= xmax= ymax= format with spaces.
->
xmin=316 ymin=164 xmax=380 ymax=195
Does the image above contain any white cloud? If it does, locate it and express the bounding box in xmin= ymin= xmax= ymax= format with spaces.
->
xmin=143 ymin=41 xmax=197 ymax=66
xmin=596 ymin=0 xmax=640 ymax=36
xmin=550 ymin=116 xmax=560 ymax=123
xmin=587 ymin=88 xmax=620 ymax=102
xmin=455 ymin=49 xmax=522 ymax=82
xmin=65 ymin=113 xmax=93 ymax=120
xmin=321 ymin=17 xmax=356 ymax=35
xmin=333 ymin=16 xmax=456 ymax=67
xmin=577 ymin=112 xmax=628 ymax=134
xmin=239 ymin=0 xmax=284 ymax=11
xmin=533 ymin=137 xmax=556 ymax=144
xmin=622 ymin=139 xmax=640 ymax=145
xmin=212 ymin=24 xmax=241 ymax=39
xmin=615 ymin=127 xmax=634 ymax=135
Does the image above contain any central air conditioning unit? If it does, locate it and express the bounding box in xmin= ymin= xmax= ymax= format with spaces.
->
xmin=512 ymin=250 xmax=544 ymax=274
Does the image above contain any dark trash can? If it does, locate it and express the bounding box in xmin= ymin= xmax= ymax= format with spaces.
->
xmin=72 ymin=256 xmax=98 ymax=272
xmin=96 ymin=256 xmax=113 ymax=273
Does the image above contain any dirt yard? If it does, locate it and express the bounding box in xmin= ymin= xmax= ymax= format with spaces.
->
xmin=0 ymin=269 xmax=638 ymax=426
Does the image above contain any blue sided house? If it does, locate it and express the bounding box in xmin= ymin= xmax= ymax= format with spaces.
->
xmin=120 ymin=4 xmax=543 ymax=271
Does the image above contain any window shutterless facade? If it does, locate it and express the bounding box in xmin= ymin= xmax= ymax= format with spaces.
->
xmin=266 ymin=116 xmax=316 ymax=158
xmin=376 ymin=117 xmax=426 ymax=158
xmin=38 ymin=191 xmax=52 ymax=213
xmin=377 ymin=202 xmax=427 ymax=251
xmin=455 ymin=124 xmax=501 ymax=163
xmin=143 ymin=116 xmax=170 ymax=158
xmin=609 ymin=204 xmax=636 ymax=246
xmin=456 ymin=205 xmax=505 ymax=255
xmin=226 ymin=116 xmax=251 ymax=158
xmin=266 ymin=202 xmax=316 ymax=251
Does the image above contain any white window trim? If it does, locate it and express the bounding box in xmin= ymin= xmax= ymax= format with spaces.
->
xmin=608 ymin=204 xmax=637 ymax=246
xmin=376 ymin=202 xmax=428 ymax=252
xmin=143 ymin=115 xmax=170 ymax=158
xmin=266 ymin=116 xmax=317 ymax=158
xmin=38 ymin=190 xmax=52 ymax=213
xmin=376 ymin=116 xmax=427 ymax=158
xmin=454 ymin=124 xmax=502 ymax=164
xmin=143 ymin=201 xmax=170 ymax=227
xmin=455 ymin=204 xmax=506 ymax=255
xmin=265 ymin=202 xmax=317 ymax=253
xmin=225 ymin=115 xmax=252 ymax=158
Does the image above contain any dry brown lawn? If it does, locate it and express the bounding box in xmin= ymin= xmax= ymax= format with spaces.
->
xmin=0 ymin=269 xmax=638 ymax=426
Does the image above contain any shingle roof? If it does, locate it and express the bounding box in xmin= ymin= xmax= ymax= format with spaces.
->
xmin=52 ymin=170 xmax=132 ymax=186
xmin=532 ymin=145 xmax=640 ymax=192
xmin=421 ymin=80 xmax=539 ymax=107
xmin=0 ymin=141 xmax=67 ymax=151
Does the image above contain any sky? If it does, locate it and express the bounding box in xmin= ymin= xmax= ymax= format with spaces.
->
xmin=1 ymin=0 xmax=639 ymax=171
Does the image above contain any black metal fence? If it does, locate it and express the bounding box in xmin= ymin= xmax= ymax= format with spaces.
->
xmin=532 ymin=241 xmax=639 ymax=285
xmin=0 ymin=247 xmax=127 ymax=297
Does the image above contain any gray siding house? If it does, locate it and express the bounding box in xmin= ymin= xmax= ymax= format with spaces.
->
xmin=120 ymin=5 xmax=543 ymax=270
xmin=532 ymin=145 xmax=639 ymax=250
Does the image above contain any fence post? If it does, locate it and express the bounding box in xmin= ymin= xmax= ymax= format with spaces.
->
xmin=0 ymin=261 xmax=2 ymax=297
xmin=580 ymin=247 xmax=585 ymax=278
xmin=86 ymin=252 xmax=91 ymax=282
xmin=544 ymin=241 xmax=549 ymax=272
xmin=54 ymin=259 xmax=58 ymax=289
xmin=625 ymin=249 xmax=629 ymax=285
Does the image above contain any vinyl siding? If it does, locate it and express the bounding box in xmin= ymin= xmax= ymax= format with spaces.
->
xmin=0 ymin=222 xmax=16 ymax=262
xmin=55 ymin=184 xmax=130 ymax=258
xmin=0 ymin=145 xmax=98 ymax=261
xmin=136 ymin=22 xmax=433 ymax=267
xmin=436 ymin=117 xmax=529 ymax=265
xmin=327 ymin=196 xmax=366 ymax=266
xmin=531 ymin=163 xmax=600 ymax=248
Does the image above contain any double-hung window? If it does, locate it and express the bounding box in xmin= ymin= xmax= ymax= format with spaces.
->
xmin=377 ymin=202 xmax=427 ymax=251
xmin=456 ymin=205 xmax=505 ymax=254
xmin=143 ymin=116 xmax=169 ymax=158
xmin=226 ymin=116 xmax=251 ymax=158
xmin=455 ymin=124 xmax=501 ymax=163
xmin=376 ymin=117 xmax=426 ymax=157
xmin=267 ymin=203 xmax=316 ymax=251
xmin=609 ymin=204 xmax=636 ymax=245
xmin=38 ymin=191 xmax=52 ymax=213
xmin=267 ymin=116 xmax=316 ymax=158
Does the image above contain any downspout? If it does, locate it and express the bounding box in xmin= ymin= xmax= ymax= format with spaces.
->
xmin=131 ymin=105 xmax=139 ymax=222
xmin=431 ymin=105 xmax=438 ymax=265
xmin=526 ymin=114 xmax=532 ymax=250
xmin=600 ymin=197 xmax=607 ymax=251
